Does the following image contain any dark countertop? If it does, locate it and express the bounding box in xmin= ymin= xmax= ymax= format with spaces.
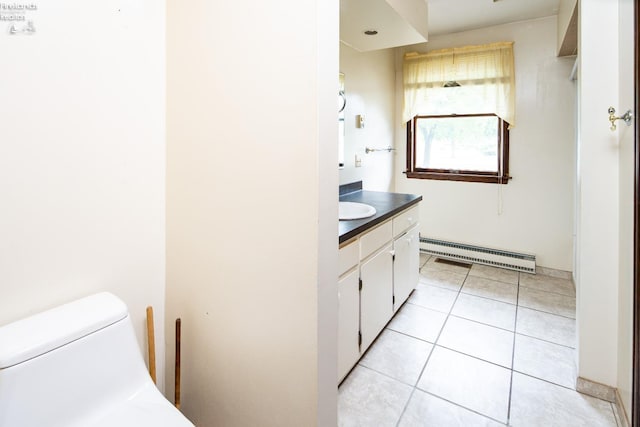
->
xmin=339 ymin=190 xmax=422 ymax=244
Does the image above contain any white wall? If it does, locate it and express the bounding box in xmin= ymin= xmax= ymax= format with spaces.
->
xmin=617 ymin=0 xmax=634 ymax=419
xmin=394 ymin=17 xmax=576 ymax=271
xmin=0 ymin=1 xmax=166 ymax=387
xmin=575 ymin=0 xmax=620 ymax=388
xmin=340 ymin=44 xmax=396 ymax=191
xmin=166 ymin=0 xmax=338 ymax=425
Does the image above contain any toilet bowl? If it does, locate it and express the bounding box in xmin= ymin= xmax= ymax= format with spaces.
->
xmin=0 ymin=292 xmax=193 ymax=427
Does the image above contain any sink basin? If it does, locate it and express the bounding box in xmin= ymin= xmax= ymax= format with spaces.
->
xmin=339 ymin=202 xmax=377 ymax=220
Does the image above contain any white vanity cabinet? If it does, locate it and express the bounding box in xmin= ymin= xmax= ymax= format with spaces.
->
xmin=338 ymin=204 xmax=420 ymax=383
xmin=360 ymin=242 xmax=393 ymax=352
xmin=392 ymin=206 xmax=420 ymax=311
xmin=337 ymin=241 xmax=360 ymax=381
xmin=392 ymin=225 xmax=420 ymax=312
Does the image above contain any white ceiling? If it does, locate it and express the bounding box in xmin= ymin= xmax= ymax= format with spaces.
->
xmin=428 ymin=0 xmax=560 ymax=37
xmin=340 ymin=0 xmax=561 ymax=52
xmin=340 ymin=0 xmax=429 ymax=52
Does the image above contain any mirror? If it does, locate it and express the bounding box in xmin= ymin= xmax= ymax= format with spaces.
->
xmin=338 ymin=73 xmax=345 ymax=168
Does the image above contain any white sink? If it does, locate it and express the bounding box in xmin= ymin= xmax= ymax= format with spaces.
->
xmin=339 ymin=202 xmax=377 ymax=220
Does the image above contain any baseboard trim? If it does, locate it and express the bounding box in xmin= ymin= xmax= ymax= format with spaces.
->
xmin=535 ymin=265 xmax=573 ymax=280
xmin=576 ymin=377 xmax=629 ymax=425
xmin=614 ymin=388 xmax=631 ymax=427
xmin=576 ymin=377 xmax=617 ymax=403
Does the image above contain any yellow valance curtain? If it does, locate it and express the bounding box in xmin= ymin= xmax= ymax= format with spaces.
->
xmin=402 ymin=41 xmax=515 ymax=126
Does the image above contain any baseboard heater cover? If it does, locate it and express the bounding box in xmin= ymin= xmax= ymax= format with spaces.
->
xmin=420 ymin=237 xmax=536 ymax=274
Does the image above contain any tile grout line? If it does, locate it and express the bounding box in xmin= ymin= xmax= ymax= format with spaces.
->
xmin=466 ymin=272 xmax=519 ymax=286
xmin=513 ymin=331 xmax=576 ymax=350
xmin=506 ymin=272 xmax=520 ymax=425
xmin=512 ymin=370 xmax=579 ymax=393
xmin=516 ymin=304 xmax=577 ymax=321
xmin=402 ymin=300 xmax=454 ymax=316
xmin=353 ymin=363 xmax=416 ymax=388
xmin=446 ymin=313 xmax=516 ymax=334
xmin=391 ymin=255 xmax=436 ymax=427
xmin=518 ymin=283 xmax=577 ymax=298
xmin=386 ymin=327 xmax=439 ymax=346
xmin=418 ymin=389 xmax=509 ymax=426
xmin=518 ymin=284 xmax=577 ymax=299
xmin=430 ymin=344 xmax=515 ymax=371
xmin=394 ymin=265 xmax=471 ymax=427
xmin=430 ymin=286 xmax=519 ymax=306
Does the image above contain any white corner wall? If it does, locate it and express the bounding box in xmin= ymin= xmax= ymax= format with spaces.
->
xmin=166 ymin=0 xmax=338 ymax=425
xmin=340 ymin=44 xmax=396 ymax=191
xmin=394 ymin=17 xmax=576 ymax=271
xmin=0 ymin=1 xmax=166 ymax=387
xmin=575 ymin=0 xmax=620 ymax=388
xmin=616 ymin=0 xmax=635 ymax=418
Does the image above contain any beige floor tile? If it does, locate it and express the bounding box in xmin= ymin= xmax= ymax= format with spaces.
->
xmin=425 ymin=257 xmax=472 ymax=274
xmin=388 ymin=303 xmax=448 ymax=343
xmin=461 ymin=276 xmax=518 ymax=305
xmin=518 ymin=287 xmax=576 ymax=319
xmin=398 ymin=390 xmax=505 ymax=427
xmin=417 ymin=346 xmax=511 ymax=423
xmin=451 ymin=293 xmax=517 ymax=331
xmin=509 ymin=373 xmax=617 ymax=427
xmin=513 ymin=334 xmax=576 ymax=389
xmin=419 ymin=267 xmax=468 ymax=292
xmin=338 ymin=365 xmax=413 ymax=427
xmin=409 ymin=283 xmax=458 ymax=313
xmin=360 ymin=329 xmax=433 ymax=386
xmin=438 ymin=316 xmax=514 ymax=368
xmin=469 ymin=264 xmax=519 ymax=285
xmin=536 ymin=266 xmax=572 ymax=280
xmin=516 ymin=307 xmax=576 ymax=348
xmin=419 ymin=253 xmax=431 ymax=268
xmin=520 ymin=273 xmax=575 ymax=297
xmin=338 ymin=263 xmax=596 ymax=427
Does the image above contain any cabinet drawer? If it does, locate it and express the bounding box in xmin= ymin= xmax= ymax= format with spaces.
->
xmin=393 ymin=205 xmax=419 ymax=237
xmin=338 ymin=239 xmax=359 ymax=277
xmin=360 ymin=221 xmax=392 ymax=260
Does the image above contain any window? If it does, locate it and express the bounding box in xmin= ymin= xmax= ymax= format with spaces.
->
xmin=402 ymin=42 xmax=515 ymax=184
xmin=406 ymin=114 xmax=510 ymax=183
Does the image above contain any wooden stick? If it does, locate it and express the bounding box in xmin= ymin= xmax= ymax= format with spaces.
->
xmin=175 ymin=318 xmax=182 ymax=409
xmin=146 ymin=306 xmax=156 ymax=384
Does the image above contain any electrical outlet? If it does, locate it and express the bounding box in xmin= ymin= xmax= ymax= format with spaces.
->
xmin=355 ymin=154 xmax=362 ymax=167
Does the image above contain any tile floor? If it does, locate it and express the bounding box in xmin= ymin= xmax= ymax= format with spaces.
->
xmin=338 ymin=254 xmax=622 ymax=427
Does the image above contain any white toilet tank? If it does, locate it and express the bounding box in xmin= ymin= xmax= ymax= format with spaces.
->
xmin=0 ymin=292 xmax=193 ymax=427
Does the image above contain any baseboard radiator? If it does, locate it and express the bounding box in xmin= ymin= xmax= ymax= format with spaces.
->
xmin=420 ymin=237 xmax=536 ymax=274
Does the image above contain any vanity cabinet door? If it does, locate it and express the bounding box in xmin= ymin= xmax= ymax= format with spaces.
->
xmin=359 ymin=244 xmax=393 ymax=352
xmin=338 ymin=268 xmax=360 ymax=382
xmin=393 ymin=224 xmax=420 ymax=312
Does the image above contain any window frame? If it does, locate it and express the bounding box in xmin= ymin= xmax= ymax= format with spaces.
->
xmin=405 ymin=113 xmax=511 ymax=184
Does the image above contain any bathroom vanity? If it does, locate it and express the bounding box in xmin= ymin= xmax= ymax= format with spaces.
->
xmin=338 ymin=183 xmax=422 ymax=382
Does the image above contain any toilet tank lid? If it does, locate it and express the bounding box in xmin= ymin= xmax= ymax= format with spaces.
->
xmin=0 ymin=292 xmax=128 ymax=369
